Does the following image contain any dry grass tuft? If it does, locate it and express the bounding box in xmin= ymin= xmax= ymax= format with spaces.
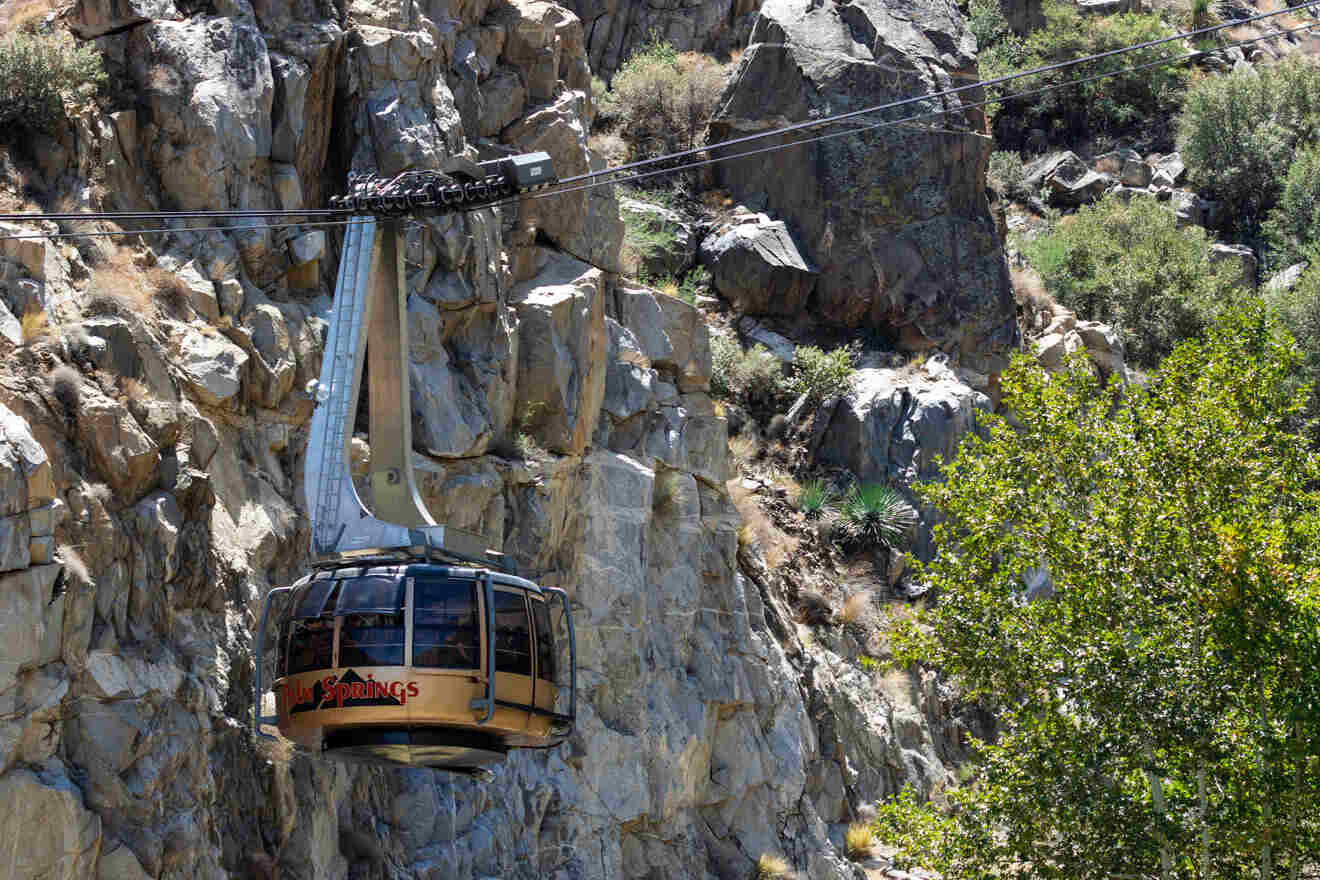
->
xmin=146 ymin=266 xmax=191 ymax=314
xmin=839 ymin=590 xmax=873 ymax=625
xmin=754 ymin=853 xmax=791 ymax=879
xmin=729 ymin=479 xmax=797 ymax=569
xmin=843 ymin=822 xmax=876 ymax=861
xmin=728 ymin=431 xmax=759 ymax=463
xmin=0 ymin=0 xmax=58 ymax=34
xmin=20 ymin=308 xmax=50 ymax=344
xmin=1011 ymin=265 xmax=1053 ymax=312
xmin=55 ymin=544 xmax=92 ymax=586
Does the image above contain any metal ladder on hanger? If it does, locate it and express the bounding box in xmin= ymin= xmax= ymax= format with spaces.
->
xmin=303 ymin=217 xmax=491 ymax=563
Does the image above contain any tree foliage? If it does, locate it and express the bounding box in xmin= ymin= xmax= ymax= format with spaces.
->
xmin=1177 ymin=58 xmax=1320 ymax=238
xmin=1024 ymin=193 xmax=1243 ymax=367
xmin=887 ymin=303 xmax=1320 ymax=878
xmin=1262 ymin=143 xmax=1320 ymax=273
xmin=982 ymin=0 xmax=1186 ymax=149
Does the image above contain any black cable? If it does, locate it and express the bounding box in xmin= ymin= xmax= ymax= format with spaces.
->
xmin=0 ymin=207 xmax=348 ymax=223
xmin=0 ymin=217 xmax=364 ymax=242
xmin=0 ymin=9 xmax=1315 ymax=239
xmin=472 ymin=16 xmax=1320 ymax=213
xmin=548 ymin=0 xmax=1320 ymax=188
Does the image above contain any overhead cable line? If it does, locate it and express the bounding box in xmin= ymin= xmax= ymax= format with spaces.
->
xmin=467 ymin=16 xmax=1320 ymax=214
xmin=0 ymin=217 xmax=364 ymax=242
xmin=0 ymin=5 xmax=1315 ymax=239
xmin=547 ymin=0 xmax=1320 ymax=187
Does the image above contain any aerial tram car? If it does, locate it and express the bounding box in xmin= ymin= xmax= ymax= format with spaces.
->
xmin=252 ymin=153 xmax=576 ymax=772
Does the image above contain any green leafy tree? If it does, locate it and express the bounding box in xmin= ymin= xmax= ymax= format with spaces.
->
xmin=1262 ymin=144 xmax=1320 ymax=273
xmin=1024 ymin=193 xmax=1242 ymax=367
xmin=887 ymin=303 xmax=1320 ymax=878
xmin=1178 ymin=58 xmax=1320 ymax=238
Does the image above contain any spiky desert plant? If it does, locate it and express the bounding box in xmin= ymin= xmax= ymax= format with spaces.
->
xmin=796 ymin=478 xmax=834 ymax=518
xmin=753 ymin=853 xmax=791 ymax=879
xmin=837 ymin=484 xmax=916 ymax=551
xmin=843 ymin=822 xmax=876 ymax=861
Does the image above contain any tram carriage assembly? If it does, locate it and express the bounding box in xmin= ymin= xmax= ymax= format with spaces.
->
xmin=252 ymin=153 xmax=576 ymax=772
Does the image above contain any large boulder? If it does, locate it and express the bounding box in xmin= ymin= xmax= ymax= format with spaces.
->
xmin=508 ymin=251 xmax=608 ymax=454
xmin=0 ymin=402 xmax=54 ymax=517
xmin=123 ymin=19 xmax=274 ymax=211
xmin=699 ymin=219 xmax=816 ymax=316
xmin=505 ymin=92 xmax=624 ymax=272
xmin=1209 ymin=242 xmax=1258 ymax=288
xmin=709 ymin=0 xmax=1015 ymax=356
xmin=70 ymin=0 xmax=180 ymax=39
xmin=170 ymin=326 xmax=249 ymax=406
xmin=1025 ymin=151 xmax=1112 ymax=206
xmin=0 ymin=765 xmax=101 ymax=878
xmin=76 ymin=389 xmax=161 ymax=503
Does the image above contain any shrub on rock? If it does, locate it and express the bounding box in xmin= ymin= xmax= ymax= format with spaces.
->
xmin=1024 ymin=193 xmax=1241 ymax=367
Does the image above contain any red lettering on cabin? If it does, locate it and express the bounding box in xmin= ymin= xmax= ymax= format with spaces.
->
xmin=282 ymin=672 xmax=424 ymax=712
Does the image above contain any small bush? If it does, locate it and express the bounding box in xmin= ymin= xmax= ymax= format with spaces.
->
xmin=1023 ymin=193 xmax=1242 ymax=367
xmin=1262 ymin=144 xmax=1320 ymax=272
xmin=1178 ymin=58 xmax=1320 ymax=237
xmin=0 ymin=32 xmax=105 ymax=140
xmin=836 ymin=484 xmax=916 ymax=552
xmin=786 ymin=343 xmax=857 ymax=405
xmin=48 ymin=364 xmax=81 ymax=412
xmin=796 ymin=478 xmax=834 ymax=518
xmin=610 ymin=35 xmax=727 ymax=158
xmin=710 ymin=336 xmax=787 ymax=412
xmin=753 ymin=853 xmax=791 ymax=879
xmin=1265 ymin=261 xmax=1320 ymax=430
xmin=987 ymin=150 xmax=1027 ymax=198
xmin=645 ymin=266 xmax=710 ymax=305
xmin=985 ymin=1 xmax=1186 ymax=149
xmin=843 ymin=822 xmax=876 ymax=861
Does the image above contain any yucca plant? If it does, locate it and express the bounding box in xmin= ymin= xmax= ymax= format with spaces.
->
xmin=843 ymin=822 xmax=876 ymax=861
xmin=753 ymin=853 xmax=791 ymax=879
xmin=795 ymin=478 xmax=834 ymax=518
xmin=836 ymin=484 xmax=916 ymax=551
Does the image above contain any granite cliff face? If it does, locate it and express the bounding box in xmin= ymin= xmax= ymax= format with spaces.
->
xmin=0 ymin=0 xmax=992 ymax=876
xmin=710 ymin=0 xmax=1018 ymax=374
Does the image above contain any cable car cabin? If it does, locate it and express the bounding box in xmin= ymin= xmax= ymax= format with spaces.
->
xmin=263 ymin=563 xmax=575 ymax=771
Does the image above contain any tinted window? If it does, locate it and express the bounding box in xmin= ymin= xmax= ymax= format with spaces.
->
xmin=531 ymin=598 xmax=556 ymax=682
xmin=287 ymin=617 xmax=335 ymax=673
xmin=339 ymin=612 xmax=404 ymax=666
xmin=413 ymin=577 xmax=479 ymax=669
xmin=494 ymin=590 xmax=532 ymax=677
xmin=292 ymin=579 xmax=336 ymax=619
xmin=335 ymin=576 xmax=404 ymax=615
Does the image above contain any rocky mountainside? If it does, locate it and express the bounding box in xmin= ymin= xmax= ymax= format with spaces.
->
xmin=0 ymin=0 xmax=1001 ymax=877
xmin=709 ymin=0 xmax=1018 ymax=378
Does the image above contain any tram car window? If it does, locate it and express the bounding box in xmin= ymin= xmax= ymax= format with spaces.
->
xmin=413 ymin=576 xmax=480 ymax=669
xmin=493 ymin=590 xmax=533 ymax=676
xmin=531 ymin=598 xmax=556 ymax=683
xmin=336 ymin=575 xmax=406 ymax=667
